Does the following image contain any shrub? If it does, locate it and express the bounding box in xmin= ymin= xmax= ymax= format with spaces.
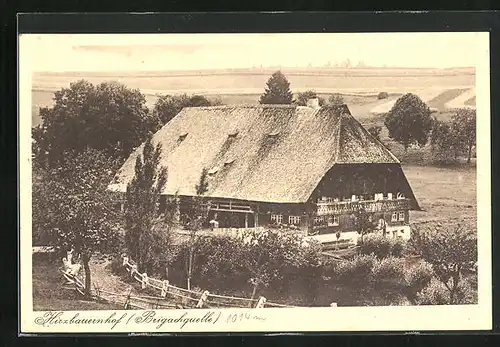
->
xmin=377 ymin=92 xmax=389 ymax=99
xmin=370 ymin=256 xmax=406 ymax=288
xmin=414 ymin=279 xmax=450 ymax=305
xmin=358 ymin=233 xmax=392 ymax=259
xmin=454 ymin=278 xmax=477 ymax=304
xmin=404 ymin=260 xmax=434 ymax=301
xmin=167 ymin=229 xmax=323 ymax=297
xmin=391 ymin=238 xmax=407 ymax=257
xmin=334 ymin=254 xmax=377 ymax=283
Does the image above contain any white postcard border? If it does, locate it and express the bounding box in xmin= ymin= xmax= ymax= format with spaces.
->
xmin=19 ymin=32 xmax=492 ymax=333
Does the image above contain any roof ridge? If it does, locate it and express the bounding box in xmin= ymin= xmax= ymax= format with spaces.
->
xmin=183 ymin=104 xmax=299 ymax=110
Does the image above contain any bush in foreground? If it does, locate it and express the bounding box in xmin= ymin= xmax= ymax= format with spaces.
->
xmin=358 ymin=233 xmax=407 ymax=259
xmin=370 ymin=256 xmax=406 ymax=288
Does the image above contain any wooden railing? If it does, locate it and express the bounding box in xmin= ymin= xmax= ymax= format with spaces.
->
xmin=122 ymin=256 xmax=294 ymax=309
xmin=316 ymin=198 xmax=410 ymax=216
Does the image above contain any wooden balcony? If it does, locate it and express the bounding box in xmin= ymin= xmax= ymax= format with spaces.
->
xmin=316 ymin=198 xmax=410 ymax=216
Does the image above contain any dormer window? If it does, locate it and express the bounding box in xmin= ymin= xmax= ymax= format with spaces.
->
xmin=178 ymin=132 xmax=188 ymax=142
xmin=208 ymin=167 xmax=219 ymax=175
xmin=228 ymin=130 xmax=239 ymax=138
xmin=224 ymin=158 xmax=235 ymax=166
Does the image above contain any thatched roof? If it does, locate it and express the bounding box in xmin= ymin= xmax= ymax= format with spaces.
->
xmin=108 ymin=104 xmax=402 ymax=203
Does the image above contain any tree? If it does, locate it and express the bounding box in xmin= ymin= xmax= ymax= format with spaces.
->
xmin=367 ymin=125 xmax=382 ymax=141
xmin=32 ymin=148 xmax=122 ymax=297
xmin=238 ymin=229 xmax=322 ymax=300
xmin=451 ymin=108 xmax=476 ymax=164
xmin=351 ymin=208 xmax=377 ymax=244
xmin=124 ymin=137 xmax=169 ymax=274
xmin=152 ymin=94 xmax=219 ymax=128
xmin=430 ymin=119 xmax=460 ymax=164
xmin=408 ymin=224 xmax=477 ymax=304
xmin=259 ymin=71 xmax=293 ymax=104
xmin=183 ymin=168 xmax=210 ymax=290
xmin=327 ymin=93 xmax=344 ymax=105
xmin=33 ymin=80 xmax=155 ymax=168
xmin=384 ymin=93 xmax=434 ymax=153
xmin=295 ymin=90 xmax=326 ymax=106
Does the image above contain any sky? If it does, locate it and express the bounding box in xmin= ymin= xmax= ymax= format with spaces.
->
xmin=20 ymin=32 xmax=482 ymax=72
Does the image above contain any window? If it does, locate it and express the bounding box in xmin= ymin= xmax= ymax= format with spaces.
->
xmin=328 ymin=215 xmax=340 ymax=226
xmin=289 ymin=216 xmax=301 ymax=225
xmin=271 ymin=214 xmax=283 ymax=224
xmin=314 ymin=216 xmax=325 ymax=224
xmin=391 ymin=212 xmax=398 ymax=222
xmin=398 ymin=211 xmax=405 ymax=221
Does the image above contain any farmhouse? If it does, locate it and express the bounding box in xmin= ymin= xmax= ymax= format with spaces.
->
xmin=108 ymin=99 xmax=420 ymax=242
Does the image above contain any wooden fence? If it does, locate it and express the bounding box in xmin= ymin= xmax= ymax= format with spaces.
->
xmin=59 ymin=256 xmax=300 ymax=309
xmin=122 ymin=256 xmax=294 ymax=309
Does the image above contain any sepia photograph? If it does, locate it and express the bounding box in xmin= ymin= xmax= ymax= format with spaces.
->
xmin=19 ymin=31 xmax=491 ymax=333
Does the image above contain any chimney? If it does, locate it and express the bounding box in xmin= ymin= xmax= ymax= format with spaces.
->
xmin=306 ymin=98 xmax=320 ymax=108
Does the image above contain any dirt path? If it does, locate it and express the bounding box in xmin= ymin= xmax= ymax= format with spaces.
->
xmin=89 ymin=258 xmax=139 ymax=296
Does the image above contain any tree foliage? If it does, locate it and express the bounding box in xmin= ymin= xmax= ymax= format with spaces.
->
xmin=259 ymin=71 xmax=293 ymax=105
xmin=377 ymin=92 xmax=389 ymax=100
xmin=451 ymin=108 xmax=476 ymax=164
xmin=404 ymin=261 xmax=434 ymax=303
xmin=295 ymin=90 xmax=326 ymax=106
xmin=33 ymin=80 xmax=155 ymax=168
xmin=32 ymin=148 xmax=122 ymax=296
xmin=351 ymin=208 xmax=377 ymax=244
xmin=327 ymin=93 xmax=344 ymax=105
xmin=183 ymin=169 xmax=211 ymax=290
xmin=408 ymin=224 xmax=477 ymax=304
xmin=169 ymin=230 xmax=322 ymax=298
xmin=384 ymin=93 xmax=434 ymax=152
xmin=358 ymin=233 xmax=406 ymax=259
xmin=124 ymin=137 xmax=170 ymax=274
xmin=430 ymin=119 xmax=460 ymax=164
xmin=152 ymin=94 xmax=220 ymax=129
xmin=237 ymin=229 xmax=322 ymax=299
xmin=367 ymin=125 xmax=382 ymax=141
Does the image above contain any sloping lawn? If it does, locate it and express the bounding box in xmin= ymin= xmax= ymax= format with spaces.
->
xmin=32 ymin=254 xmax=122 ymax=311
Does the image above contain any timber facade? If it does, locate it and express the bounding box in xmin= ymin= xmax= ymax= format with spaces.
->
xmin=110 ymin=102 xmax=419 ymax=240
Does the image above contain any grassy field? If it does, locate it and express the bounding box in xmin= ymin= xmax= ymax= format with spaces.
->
xmin=33 ymin=67 xmax=475 ymax=94
xmin=403 ymin=164 xmax=476 ymax=225
xmin=32 ymin=163 xmax=476 ymax=310
xmin=32 ymin=254 xmax=122 ymax=311
xmin=30 ymin=67 xmax=475 ymax=127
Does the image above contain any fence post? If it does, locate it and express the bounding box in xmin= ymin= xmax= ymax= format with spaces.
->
xmin=330 ymin=302 xmax=337 ymax=307
xmin=124 ymin=288 xmax=132 ymax=309
xmin=196 ymin=291 xmax=210 ymax=308
xmin=131 ymin=264 xmax=137 ymax=277
xmin=142 ymin=273 xmax=148 ymax=289
xmin=255 ymin=296 xmax=266 ymax=308
xmin=123 ymin=256 xmax=129 ymax=267
xmin=161 ymin=280 xmax=169 ymax=298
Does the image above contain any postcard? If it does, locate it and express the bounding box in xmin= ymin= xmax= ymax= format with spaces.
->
xmin=19 ymin=30 xmax=491 ymax=333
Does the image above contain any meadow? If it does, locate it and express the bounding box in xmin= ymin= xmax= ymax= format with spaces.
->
xmin=30 ymin=67 xmax=475 ymax=127
xmin=31 ymin=67 xmax=477 ymax=227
